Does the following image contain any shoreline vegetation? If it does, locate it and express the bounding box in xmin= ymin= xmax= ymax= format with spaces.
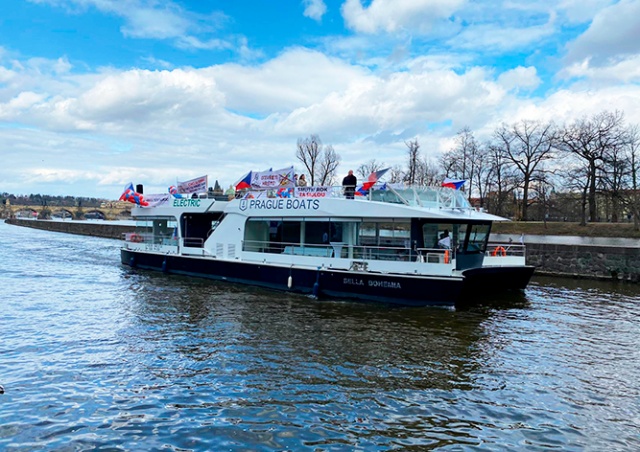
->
xmin=492 ymin=221 xmax=640 ymax=239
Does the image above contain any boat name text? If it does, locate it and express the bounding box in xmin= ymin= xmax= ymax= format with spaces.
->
xmin=240 ymin=199 xmax=320 ymax=211
xmin=343 ymin=278 xmax=402 ymax=289
xmin=173 ymin=199 xmax=202 ymax=207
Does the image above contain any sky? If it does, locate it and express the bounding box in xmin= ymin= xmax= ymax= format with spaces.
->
xmin=1 ymin=0 xmax=640 ymax=199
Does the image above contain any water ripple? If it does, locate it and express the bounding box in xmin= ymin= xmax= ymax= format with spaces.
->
xmin=2 ymin=223 xmax=640 ymax=451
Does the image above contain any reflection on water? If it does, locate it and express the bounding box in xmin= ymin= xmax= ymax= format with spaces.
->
xmin=1 ymin=222 xmax=640 ymax=451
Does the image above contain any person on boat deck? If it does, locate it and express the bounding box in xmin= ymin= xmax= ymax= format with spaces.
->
xmin=297 ymin=174 xmax=308 ymax=187
xmin=342 ymin=170 xmax=357 ymax=199
xmin=438 ymin=230 xmax=451 ymax=249
xmin=225 ymin=185 xmax=236 ymax=200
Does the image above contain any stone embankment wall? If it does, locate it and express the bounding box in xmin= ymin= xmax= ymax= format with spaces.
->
xmin=5 ymin=219 xmax=640 ymax=282
xmin=526 ymin=243 xmax=640 ymax=283
xmin=5 ymin=218 xmax=134 ymax=240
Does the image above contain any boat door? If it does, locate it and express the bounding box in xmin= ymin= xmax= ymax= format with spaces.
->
xmin=455 ymin=223 xmax=491 ymax=270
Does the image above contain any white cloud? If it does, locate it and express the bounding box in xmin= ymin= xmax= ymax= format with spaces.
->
xmin=497 ymin=66 xmax=541 ymax=91
xmin=450 ymin=12 xmax=556 ymax=52
xmin=560 ymin=54 xmax=640 ymax=84
xmin=565 ymin=0 xmax=640 ymax=65
xmin=341 ymin=0 xmax=464 ymax=34
xmin=271 ymin=66 xmax=509 ymax=141
xmin=205 ymin=48 xmax=370 ymax=115
xmin=557 ymin=0 xmax=616 ymax=24
xmin=303 ymin=0 xmax=327 ymax=21
xmin=119 ymin=5 xmax=192 ymax=39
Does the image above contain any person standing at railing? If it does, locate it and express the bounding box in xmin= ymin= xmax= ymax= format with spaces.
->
xmin=342 ymin=170 xmax=357 ymax=199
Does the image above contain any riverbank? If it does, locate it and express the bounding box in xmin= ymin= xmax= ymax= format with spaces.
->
xmin=492 ymin=221 xmax=640 ymax=238
xmin=5 ymin=218 xmax=134 ymax=239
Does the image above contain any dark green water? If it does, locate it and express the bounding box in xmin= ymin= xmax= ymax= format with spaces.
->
xmin=1 ymin=221 xmax=639 ymax=451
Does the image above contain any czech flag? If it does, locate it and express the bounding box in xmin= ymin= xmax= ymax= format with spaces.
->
xmin=235 ymin=171 xmax=252 ymax=190
xmin=355 ymin=168 xmax=390 ymax=196
xmin=442 ymin=178 xmax=466 ymax=190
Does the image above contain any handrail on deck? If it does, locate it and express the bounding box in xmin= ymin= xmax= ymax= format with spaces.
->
xmin=242 ymin=239 xmax=452 ymax=263
xmin=485 ymin=242 xmax=526 ymax=257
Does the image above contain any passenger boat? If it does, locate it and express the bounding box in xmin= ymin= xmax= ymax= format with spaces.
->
xmin=121 ymin=184 xmax=534 ymax=307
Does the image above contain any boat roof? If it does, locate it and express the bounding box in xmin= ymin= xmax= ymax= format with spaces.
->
xmin=130 ymin=185 xmax=507 ymax=222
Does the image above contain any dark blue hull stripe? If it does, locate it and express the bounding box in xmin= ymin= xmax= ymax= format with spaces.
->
xmin=121 ymin=250 xmax=533 ymax=307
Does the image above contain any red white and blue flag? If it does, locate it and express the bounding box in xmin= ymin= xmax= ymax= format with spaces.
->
xmin=235 ymin=171 xmax=252 ymax=190
xmin=119 ymin=182 xmax=149 ymax=207
xmin=442 ymin=178 xmax=466 ymax=190
xmin=355 ymin=168 xmax=390 ymax=196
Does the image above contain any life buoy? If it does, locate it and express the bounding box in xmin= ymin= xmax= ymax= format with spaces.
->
xmin=129 ymin=233 xmax=142 ymax=243
xmin=491 ymin=246 xmax=506 ymax=257
xmin=444 ymin=249 xmax=450 ymax=264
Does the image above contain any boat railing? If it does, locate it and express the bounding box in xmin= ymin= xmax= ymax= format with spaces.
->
xmin=485 ymin=242 xmax=526 ymax=257
xmin=237 ymin=184 xmax=473 ymax=210
xmin=123 ymin=232 xmax=205 ymax=248
xmin=243 ymin=240 xmax=452 ymax=263
xmin=415 ymin=247 xmax=454 ymax=263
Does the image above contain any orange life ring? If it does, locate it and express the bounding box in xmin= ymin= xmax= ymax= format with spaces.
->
xmin=492 ymin=246 xmax=506 ymax=257
xmin=130 ymin=233 xmax=142 ymax=243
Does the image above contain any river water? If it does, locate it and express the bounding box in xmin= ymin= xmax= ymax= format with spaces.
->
xmin=1 ymin=221 xmax=639 ymax=451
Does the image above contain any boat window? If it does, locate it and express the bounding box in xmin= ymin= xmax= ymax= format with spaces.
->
xmin=357 ymin=221 xmax=411 ymax=247
xmin=244 ymin=219 xmax=302 ymax=253
xmin=378 ymin=222 xmax=411 ymax=248
xmin=357 ymin=222 xmax=377 ymax=247
xmin=304 ymin=221 xmax=344 ymax=245
xmin=244 ymin=219 xmax=270 ymax=252
xmin=466 ymin=223 xmax=490 ymax=253
xmin=133 ymin=217 xmax=178 ymax=244
xmin=282 ymin=221 xmax=301 ymax=245
xmin=416 ymin=189 xmax=439 ymax=208
xmin=181 ymin=212 xmax=225 ymax=248
xmin=456 ymin=224 xmax=468 ymax=251
xmin=370 ymin=189 xmax=406 ymax=204
xmin=422 ymin=223 xmax=454 ymax=249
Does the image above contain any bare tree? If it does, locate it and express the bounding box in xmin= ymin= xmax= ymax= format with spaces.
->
xmin=619 ymin=126 xmax=640 ymax=230
xmin=388 ymin=165 xmax=405 ymax=183
xmin=556 ymin=111 xmax=628 ymax=222
xmin=316 ymin=144 xmax=341 ymax=186
xmin=441 ymin=127 xmax=479 ymax=201
xmin=481 ymin=142 xmax=519 ymax=217
xmin=600 ymin=137 xmax=630 ymax=222
xmin=495 ymin=120 xmax=556 ymax=220
xmin=405 ymin=139 xmax=420 ymax=185
xmin=296 ymin=135 xmax=340 ymax=185
xmin=357 ymin=159 xmax=385 ymax=179
xmin=470 ymin=143 xmax=490 ymax=207
xmin=415 ymin=156 xmax=441 ymax=187
xmin=558 ymin=157 xmax=591 ymax=225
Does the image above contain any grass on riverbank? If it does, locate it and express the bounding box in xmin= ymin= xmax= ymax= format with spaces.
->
xmin=492 ymin=221 xmax=640 ymax=238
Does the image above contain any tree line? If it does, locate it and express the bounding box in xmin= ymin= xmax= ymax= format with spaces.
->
xmin=1 ymin=193 xmax=104 ymax=208
xmin=295 ymin=110 xmax=640 ymax=229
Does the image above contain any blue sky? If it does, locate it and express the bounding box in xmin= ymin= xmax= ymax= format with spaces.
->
xmin=1 ymin=0 xmax=639 ymax=198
